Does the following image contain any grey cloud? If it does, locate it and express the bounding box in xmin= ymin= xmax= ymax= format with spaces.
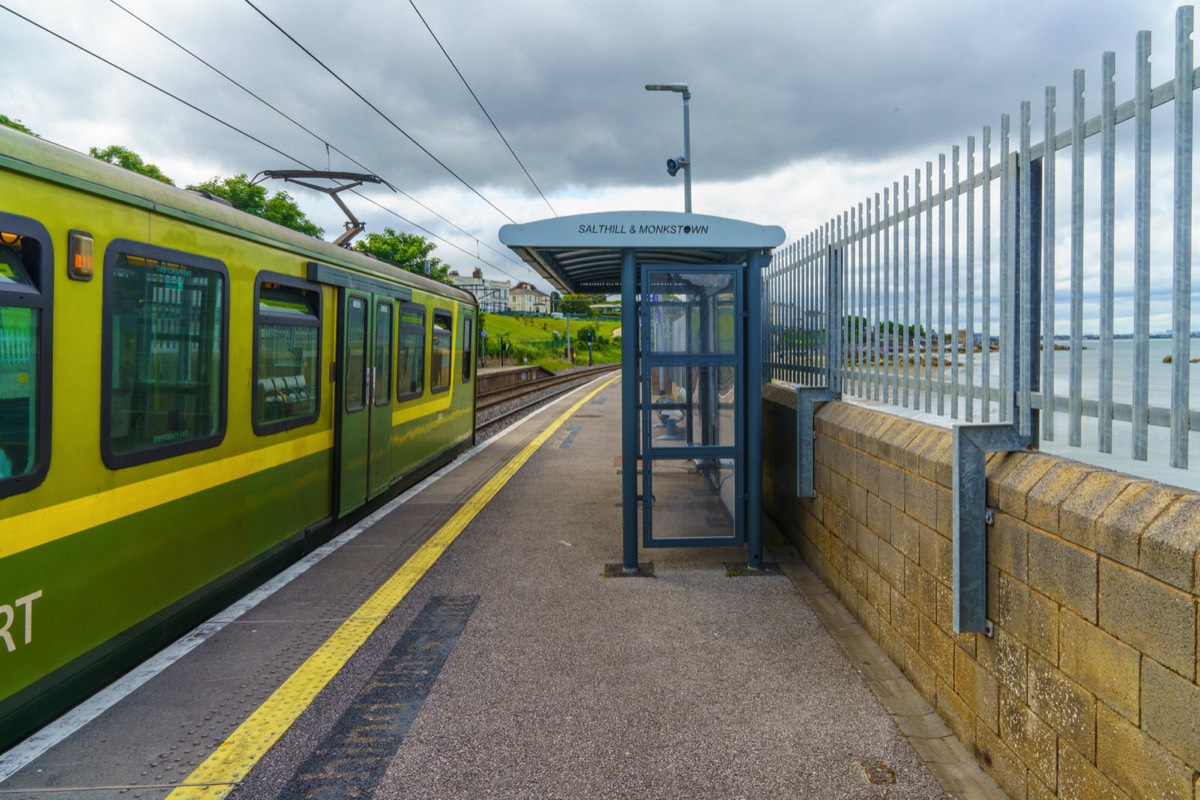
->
xmin=2 ymin=0 xmax=1185 ymax=234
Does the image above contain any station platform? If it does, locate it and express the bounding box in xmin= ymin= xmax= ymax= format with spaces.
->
xmin=477 ymin=363 xmax=551 ymax=393
xmin=0 ymin=375 xmax=1001 ymax=800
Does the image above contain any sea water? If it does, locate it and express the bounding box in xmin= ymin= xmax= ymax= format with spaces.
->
xmin=846 ymin=338 xmax=1200 ymax=492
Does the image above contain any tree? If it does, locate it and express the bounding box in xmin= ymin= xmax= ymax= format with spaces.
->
xmin=89 ymin=145 xmax=175 ymax=185
xmin=187 ymin=174 xmax=323 ymax=238
xmin=559 ymin=294 xmax=602 ymax=315
xmin=0 ymin=115 xmax=37 ymax=136
xmin=352 ymin=227 xmax=451 ymax=283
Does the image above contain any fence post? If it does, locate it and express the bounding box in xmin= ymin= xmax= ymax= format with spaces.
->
xmin=1171 ymin=5 xmax=1193 ymax=469
xmin=1016 ymin=103 xmax=1043 ymax=444
xmin=825 ymin=242 xmax=842 ymax=394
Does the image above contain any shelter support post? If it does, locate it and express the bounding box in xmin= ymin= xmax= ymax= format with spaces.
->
xmin=621 ymin=248 xmax=639 ymax=571
xmin=746 ymin=251 xmax=767 ymax=569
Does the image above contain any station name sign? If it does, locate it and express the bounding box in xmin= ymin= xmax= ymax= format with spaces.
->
xmin=498 ymin=213 xmax=786 ymax=254
xmin=577 ymin=223 xmax=710 ymax=236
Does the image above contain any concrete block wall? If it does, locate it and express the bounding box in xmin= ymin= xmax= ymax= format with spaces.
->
xmin=762 ymin=385 xmax=1200 ymax=800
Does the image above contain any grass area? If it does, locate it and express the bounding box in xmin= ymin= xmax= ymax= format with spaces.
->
xmin=481 ymin=314 xmax=620 ymax=342
xmin=479 ymin=313 xmax=622 ymax=369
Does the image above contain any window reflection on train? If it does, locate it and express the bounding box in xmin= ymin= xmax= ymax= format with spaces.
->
xmin=256 ymin=281 xmax=320 ymax=428
xmin=107 ymin=253 xmax=224 ymax=457
xmin=0 ymin=234 xmax=38 ymax=480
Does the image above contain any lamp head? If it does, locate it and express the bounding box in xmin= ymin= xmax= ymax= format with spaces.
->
xmin=645 ymin=83 xmax=689 ymax=93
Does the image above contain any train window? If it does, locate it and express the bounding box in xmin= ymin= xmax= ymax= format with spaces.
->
xmin=396 ymin=302 xmax=425 ymax=400
xmin=373 ymin=300 xmax=392 ymax=406
xmin=253 ymin=274 xmax=321 ymax=435
xmin=0 ymin=243 xmax=35 ymax=287
xmin=345 ymin=295 xmax=368 ymax=411
xmin=430 ymin=310 xmax=452 ymax=394
xmin=102 ymin=241 xmax=228 ymax=469
xmin=0 ymin=303 xmax=37 ymax=482
xmin=0 ymin=215 xmax=52 ymax=499
xmin=461 ymin=314 xmax=473 ymax=383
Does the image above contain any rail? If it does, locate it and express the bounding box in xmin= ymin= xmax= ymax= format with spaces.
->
xmin=476 ymin=365 xmax=618 ymax=437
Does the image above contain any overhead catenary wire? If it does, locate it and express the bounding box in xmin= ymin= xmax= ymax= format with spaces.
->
xmin=241 ymin=0 xmax=519 ymax=225
xmin=0 ymin=2 xmax=534 ymax=283
xmin=0 ymin=3 xmax=306 ymax=170
xmin=105 ymin=0 xmax=528 ymax=273
xmin=406 ymin=0 xmax=557 ymax=217
xmin=352 ymin=190 xmax=535 ymax=283
xmin=106 ymin=0 xmax=332 ymax=153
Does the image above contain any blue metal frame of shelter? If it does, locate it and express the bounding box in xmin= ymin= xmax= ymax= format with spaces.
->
xmin=498 ymin=212 xmax=785 ymax=572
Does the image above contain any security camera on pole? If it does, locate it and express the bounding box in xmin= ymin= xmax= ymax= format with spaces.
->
xmin=645 ymin=83 xmax=692 ymax=212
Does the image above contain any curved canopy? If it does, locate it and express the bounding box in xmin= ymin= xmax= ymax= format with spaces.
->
xmin=499 ymin=211 xmax=786 ymax=294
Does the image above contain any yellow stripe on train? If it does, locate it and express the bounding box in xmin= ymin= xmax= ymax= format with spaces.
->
xmin=392 ymin=392 xmax=453 ymax=427
xmin=0 ymin=431 xmax=333 ymax=559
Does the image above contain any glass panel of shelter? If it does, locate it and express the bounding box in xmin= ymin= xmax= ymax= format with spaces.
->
xmin=644 ymin=270 xmax=736 ymax=355
xmin=639 ymin=267 xmax=742 ymax=548
xmin=648 ymin=365 xmax=735 ymax=449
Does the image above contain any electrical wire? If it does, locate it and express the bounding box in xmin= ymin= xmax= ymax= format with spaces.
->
xmin=106 ymin=0 xmax=332 ymax=152
xmin=105 ymin=0 xmax=527 ymax=271
xmin=0 ymin=3 xmax=307 ymax=170
xmin=407 ymin=0 xmax=557 ymax=217
xmin=352 ymin=189 xmax=533 ymax=283
xmin=241 ymin=0 xmax=518 ymax=225
xmin=0 ymin=2 xmax=533 ymax=283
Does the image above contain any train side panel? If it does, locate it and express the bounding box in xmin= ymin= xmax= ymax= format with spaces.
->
xmin=0 ymin=135 xmax=476 ymax=749
xmin=0 ymin=172 xmax=340 ymax=739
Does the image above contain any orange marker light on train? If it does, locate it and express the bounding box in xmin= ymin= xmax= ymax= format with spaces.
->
xmin=68 ymin=229 xmax=93 ymax=281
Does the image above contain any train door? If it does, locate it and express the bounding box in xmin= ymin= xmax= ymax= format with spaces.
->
xmin=337 ymin=290 xmax=393 ymax=516
xmin=368 ymin=299 xmax=393 ymax=497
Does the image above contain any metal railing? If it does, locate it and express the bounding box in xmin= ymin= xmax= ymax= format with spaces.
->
xmin=766 ymin=6 xmax=1200 ymax=476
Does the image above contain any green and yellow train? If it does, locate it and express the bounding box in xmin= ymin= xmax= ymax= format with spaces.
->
xmin=0 ymin=125 xmax=478 ymax=750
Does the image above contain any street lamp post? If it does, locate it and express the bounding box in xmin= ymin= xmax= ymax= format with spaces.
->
xmin=645 ymin=83 xmax=692 ymax=213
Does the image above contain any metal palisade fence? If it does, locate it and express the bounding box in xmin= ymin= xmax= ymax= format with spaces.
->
xmin=766 ymin=6 xmax=1200 ymax=477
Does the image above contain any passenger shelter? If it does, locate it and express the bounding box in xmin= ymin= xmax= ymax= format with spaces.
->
xmin=499 ymin=211 xmax=785 ymax=570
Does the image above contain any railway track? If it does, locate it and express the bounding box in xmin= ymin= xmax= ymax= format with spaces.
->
xmin=476 ymin=364 xmax=618 ymax=438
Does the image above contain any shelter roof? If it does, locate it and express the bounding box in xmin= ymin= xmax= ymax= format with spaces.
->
xmin=499 ymin=211 xmax=785 ymax=294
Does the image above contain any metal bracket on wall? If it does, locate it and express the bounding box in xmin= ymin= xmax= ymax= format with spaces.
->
xmin=952 ymin=423 xmax=1033 ymax=634
xmin=796 ymin=387 xmax=839 ymax=498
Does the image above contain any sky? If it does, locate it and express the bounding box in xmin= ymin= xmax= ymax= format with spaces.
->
xmin=0 ymin=0 xmax=1193 ymax=311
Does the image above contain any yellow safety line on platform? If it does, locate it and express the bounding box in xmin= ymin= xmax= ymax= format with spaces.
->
xmin=165 ymin=374 xmax=620 ymax=800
